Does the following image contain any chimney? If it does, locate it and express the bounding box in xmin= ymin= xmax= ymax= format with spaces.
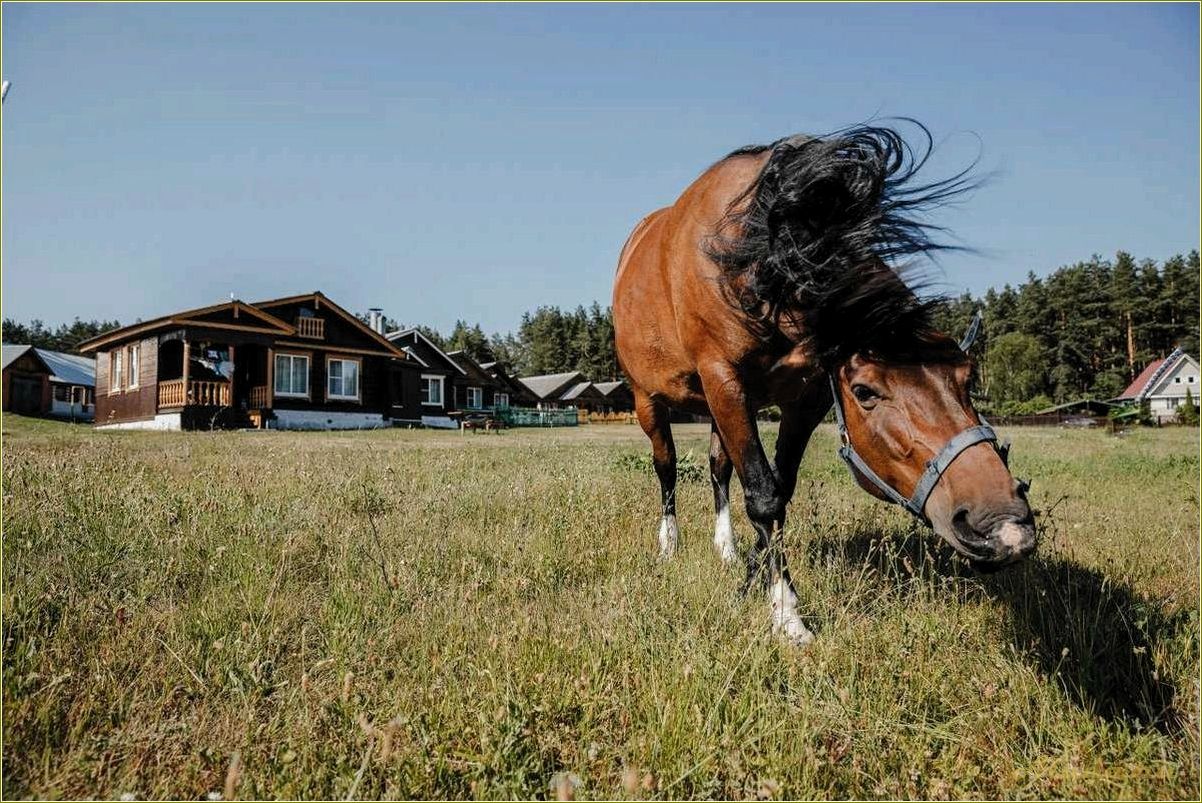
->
xmin=368 ymin=308 xmax=384 ymax=334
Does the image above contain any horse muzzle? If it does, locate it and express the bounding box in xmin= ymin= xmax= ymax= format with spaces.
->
xmin=951 ymin=505 xmax=1037 ymax=572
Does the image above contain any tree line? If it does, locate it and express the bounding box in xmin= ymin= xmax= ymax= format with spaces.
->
xmin=6 ymin=250 xmax=1196 ymax=406
xmin=931 ymin=250 xmax=1199 ymax=414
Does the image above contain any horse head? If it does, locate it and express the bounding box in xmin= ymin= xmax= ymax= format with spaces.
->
xmin=831 ymin=335 xmax=1036 ymax=571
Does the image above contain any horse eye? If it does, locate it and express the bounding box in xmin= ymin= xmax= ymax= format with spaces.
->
xmin=851 ymin=384 xmax=877 ymax=404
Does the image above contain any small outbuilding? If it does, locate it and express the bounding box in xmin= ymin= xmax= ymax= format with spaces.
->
xmin=2 ymin=344 xmax=96 ymax=420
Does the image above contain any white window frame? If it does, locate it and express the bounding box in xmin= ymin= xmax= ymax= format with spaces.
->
xmin=495 ymin=392 xmax=509 ymax=409
xmin=274 ymin=352 xmax=310 ymax=398
xmin=326 ymin=356 xmax=361 ymax=401
xmin=127 ymin=343 xmax=140 ymax=388
xmin=110 ymin=349 xmax=124 ymax=394
xmin=466 ymin=386 xmax=483 ymax=409
xmin=421 ymin=374 xmax=444 ymax=406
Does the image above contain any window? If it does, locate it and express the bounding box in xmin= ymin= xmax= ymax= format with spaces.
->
xmin=466 ymin=386 xmax=483 ymax=409
xmin=421 ymin=374 xmax=444 ymax=406
xmin=127 ymin=343 xmax=140 ymax=387
xmin=274 ymin=353 xmax=310 ymax=397
xmin=495 ymin=392 xmax=509 ymax=409
xmin=1175 ymin=377 xmax=1181 ymax=383
xmin=111 ymin=349 xmax=124 ymax=392
xmin=1190 ymin=376 xmax=1197 ymax=384
xmin=53 ymin=385 xmax=70 ymax=402
xmin=327 ymin=357 xmax=360 ymax=400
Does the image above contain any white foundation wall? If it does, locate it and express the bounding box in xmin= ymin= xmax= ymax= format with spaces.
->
xmin=96 ymin=413 xmax=182 ymax=431
xmin=271 ymin=409 xmax=387 ymax=430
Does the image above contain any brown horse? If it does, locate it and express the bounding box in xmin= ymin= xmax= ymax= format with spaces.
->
xmin=613 ymin=124 xmax=1035 ymax=645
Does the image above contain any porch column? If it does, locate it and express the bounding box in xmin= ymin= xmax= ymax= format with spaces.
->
xmin=182 ymin=339 xmax=191 ymax=403
xmin=266 ymin=347 xmax=274 ymax=409
xmin=228 ymin=343 xmax=236 ymax=407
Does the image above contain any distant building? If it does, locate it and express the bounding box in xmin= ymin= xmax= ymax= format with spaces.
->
xmin=1114 ymin=348 xmax=1200 ymax=422
xmin=593 ymin=380 xmax=635 ymax=413
xmin=2 ymin=344 xmax=96 ymax=421
xmin=383 ymin=328 xmax=466 ymax=428
xmin=517 ymin=371 xmax=606 ymax=411
xmin=78 ymin=292 xmax=420 ymax=430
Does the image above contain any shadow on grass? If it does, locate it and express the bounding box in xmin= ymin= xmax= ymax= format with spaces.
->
xmin=805 ymin=528 xmax=1196 ymax=733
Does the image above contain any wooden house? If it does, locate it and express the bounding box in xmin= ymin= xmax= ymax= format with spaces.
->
xmin=480 ymin=361 xmax=538 ymax=408
xmin=384 ymin=328 xmax=465 ymax=428
xmin=3 ymin=344 xmax=96 ymax=420
xmin=517 ymin=371 xmax=606 ymax=411
xmin=1114 ymin=348 xmax=1200 ymax=422
xmin=593 ymin=380 xmax=635 ymax=413
xmin=78 ymin=292 xmax=420 ymax=430
xmin=447 ymin=351 xmax=508 ymax=411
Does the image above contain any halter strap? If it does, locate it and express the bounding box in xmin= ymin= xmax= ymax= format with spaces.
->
xmin=827 ymin=373 xmax=1001 ymax=522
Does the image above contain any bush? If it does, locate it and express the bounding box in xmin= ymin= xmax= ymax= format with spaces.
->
xmin=1177 ymin=387 xmax=1199 ymax=426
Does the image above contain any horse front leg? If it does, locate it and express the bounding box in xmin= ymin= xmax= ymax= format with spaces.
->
xmin=709 ymin=422 xmax=737 ymax=564
xmin=700 ymin=366 xmax=813 ymax=645
xmin=634 ymin=389 xmax=679 ymax=558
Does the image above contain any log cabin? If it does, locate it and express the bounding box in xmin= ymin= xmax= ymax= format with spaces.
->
xmin=78 ymin=292 xmax=422 ymax=430
xmin=447 ymin=350 xmax=509 ymax=412
xmin=383 ymin=328 xmax=465 ymax=428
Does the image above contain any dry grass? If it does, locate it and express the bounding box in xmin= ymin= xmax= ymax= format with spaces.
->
xmin=1 ymin=415 xmax=1198 ymax=799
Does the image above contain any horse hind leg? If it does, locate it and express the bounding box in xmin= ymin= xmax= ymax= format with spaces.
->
xmin=634 ymin=391 xmax=678 ymax=558
xmin=709 ymin=423 xmax=737 ymax=564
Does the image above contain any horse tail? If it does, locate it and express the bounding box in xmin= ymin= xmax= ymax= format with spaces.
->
xmin=703 ymin=120 xmax=982 ymax=360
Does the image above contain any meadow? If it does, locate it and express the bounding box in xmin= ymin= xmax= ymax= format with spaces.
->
xmin=2 ymin=415 xmax=1198 ymax=800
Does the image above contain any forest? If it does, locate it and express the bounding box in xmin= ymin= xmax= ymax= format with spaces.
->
xmin=5 ymin=250 xmax=1197 ymax=413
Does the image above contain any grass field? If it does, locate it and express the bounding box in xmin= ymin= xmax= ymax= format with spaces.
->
xmin=2 ymin=414 xmax=1198 ymax=800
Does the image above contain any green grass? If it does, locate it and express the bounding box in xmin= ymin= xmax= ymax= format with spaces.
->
xmin=2 ymin=414 xmax=1198 ymax=800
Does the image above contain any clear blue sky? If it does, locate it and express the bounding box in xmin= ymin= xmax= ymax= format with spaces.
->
xmin=3 ymin=2 xmax=1198 ymax=335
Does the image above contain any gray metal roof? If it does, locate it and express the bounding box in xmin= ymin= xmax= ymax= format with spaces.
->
xmin=1 ymin=344 xmax=95 ymax=386
xmin=37 ymin=348 xmax=96 ymax=386
xmin=2 ymin=344 xmax=31 ymax=372
xmin=560 ymin=381 xmax=596 ymax=400
xmin=518 ymin=371 xmax=582 ymax=400
xmin=594 ymin=381 xmax=626 ymax=396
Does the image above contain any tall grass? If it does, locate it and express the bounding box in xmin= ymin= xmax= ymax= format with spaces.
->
xmin=2 ymin=416 xmax=1198 ymax=799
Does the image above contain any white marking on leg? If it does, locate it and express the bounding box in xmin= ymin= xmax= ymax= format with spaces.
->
xmin=657 ymin=514 xmax=679 ymax=558
xmin=769 ymin=576 xmax=814 ymax=646
xmin=713 ymin=503 xmax=737 ymax=564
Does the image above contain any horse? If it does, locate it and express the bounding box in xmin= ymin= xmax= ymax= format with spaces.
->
xmin=612 ymin=123 xmax=1036 ymax=645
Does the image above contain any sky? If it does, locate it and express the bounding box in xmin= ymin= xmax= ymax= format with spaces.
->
xmin=2 ymin=2 xmax=1198 ymax=336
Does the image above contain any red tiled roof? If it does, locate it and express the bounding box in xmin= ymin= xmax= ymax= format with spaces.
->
xmin=1117 ymin=358 xmax=1165 ymax=400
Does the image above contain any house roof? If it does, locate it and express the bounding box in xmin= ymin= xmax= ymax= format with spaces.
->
xmin=1116 ymin=348 xmax=1188 ymax=401
xmin=1034 ymin=398 xmax=1115 ymax=416
xmin=77 ymin=299 xmax=295 ymax=352
xmin=560 ymin=381 xmax=598 ymax=401
xmin=253 ymin=291 xmax=409 ymax=359
xmin=447 ymin=351 xmax=497 ymax=385
xmin=2 ymin=344 xmax=32 ymax=372
xmin=518 ymin=371 xmax=583 ymax=400
xmin=594 ymin=381 xmax=628 ymax=396
xmin=2 ymin=344 xmax=96 ymax=387
xmin=385 ymin=329 xmax=466 ymax=375
xmin=36 ymin=348 xmax=95 ymax=387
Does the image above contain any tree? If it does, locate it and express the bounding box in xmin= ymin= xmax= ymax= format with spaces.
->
xmin=1179 ymin=386 xmax=1199 ymax=426
xmin=984 ymin=332 xmax=1048 ymax=406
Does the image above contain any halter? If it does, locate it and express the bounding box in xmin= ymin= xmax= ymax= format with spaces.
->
xmin=827 ymin=313 xmax=1011 ymax=524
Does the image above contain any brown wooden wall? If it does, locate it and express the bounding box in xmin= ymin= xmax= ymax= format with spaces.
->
xmin=2 ymin=352 xmax=52 ymax=414
xmin=94 ymin=337 xmax=159 ymax=425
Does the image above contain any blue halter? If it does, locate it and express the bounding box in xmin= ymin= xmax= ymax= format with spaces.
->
xmin=827 ymin=313 xmax=1011 ymax=523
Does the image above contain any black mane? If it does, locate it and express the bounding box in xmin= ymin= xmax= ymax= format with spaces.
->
xmin=703 ymin=120 xmax=981 ymax=364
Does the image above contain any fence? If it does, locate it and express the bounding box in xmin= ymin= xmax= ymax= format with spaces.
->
xmin=986 ymin=413 xmax=1108 ymax=428
xmin=495 ymin=407 xmax=580 ymax=427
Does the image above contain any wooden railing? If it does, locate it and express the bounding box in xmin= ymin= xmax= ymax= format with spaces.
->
xmin=158 ymin=379 xmax=231 ymax=408
xmin=158 ymin=379 xmax=186 ymax=408
xmin=296 ymin=317 xmax=324 ymax=339
xmin=249 ymin=385 xmax=271 ymax=409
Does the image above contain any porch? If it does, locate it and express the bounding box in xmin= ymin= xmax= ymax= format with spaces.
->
xmin=155 ymin=336 xmax=274 ymax=425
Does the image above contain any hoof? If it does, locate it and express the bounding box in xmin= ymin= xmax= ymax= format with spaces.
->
xmin=772 ymin=613 xmax=815 ymax=647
